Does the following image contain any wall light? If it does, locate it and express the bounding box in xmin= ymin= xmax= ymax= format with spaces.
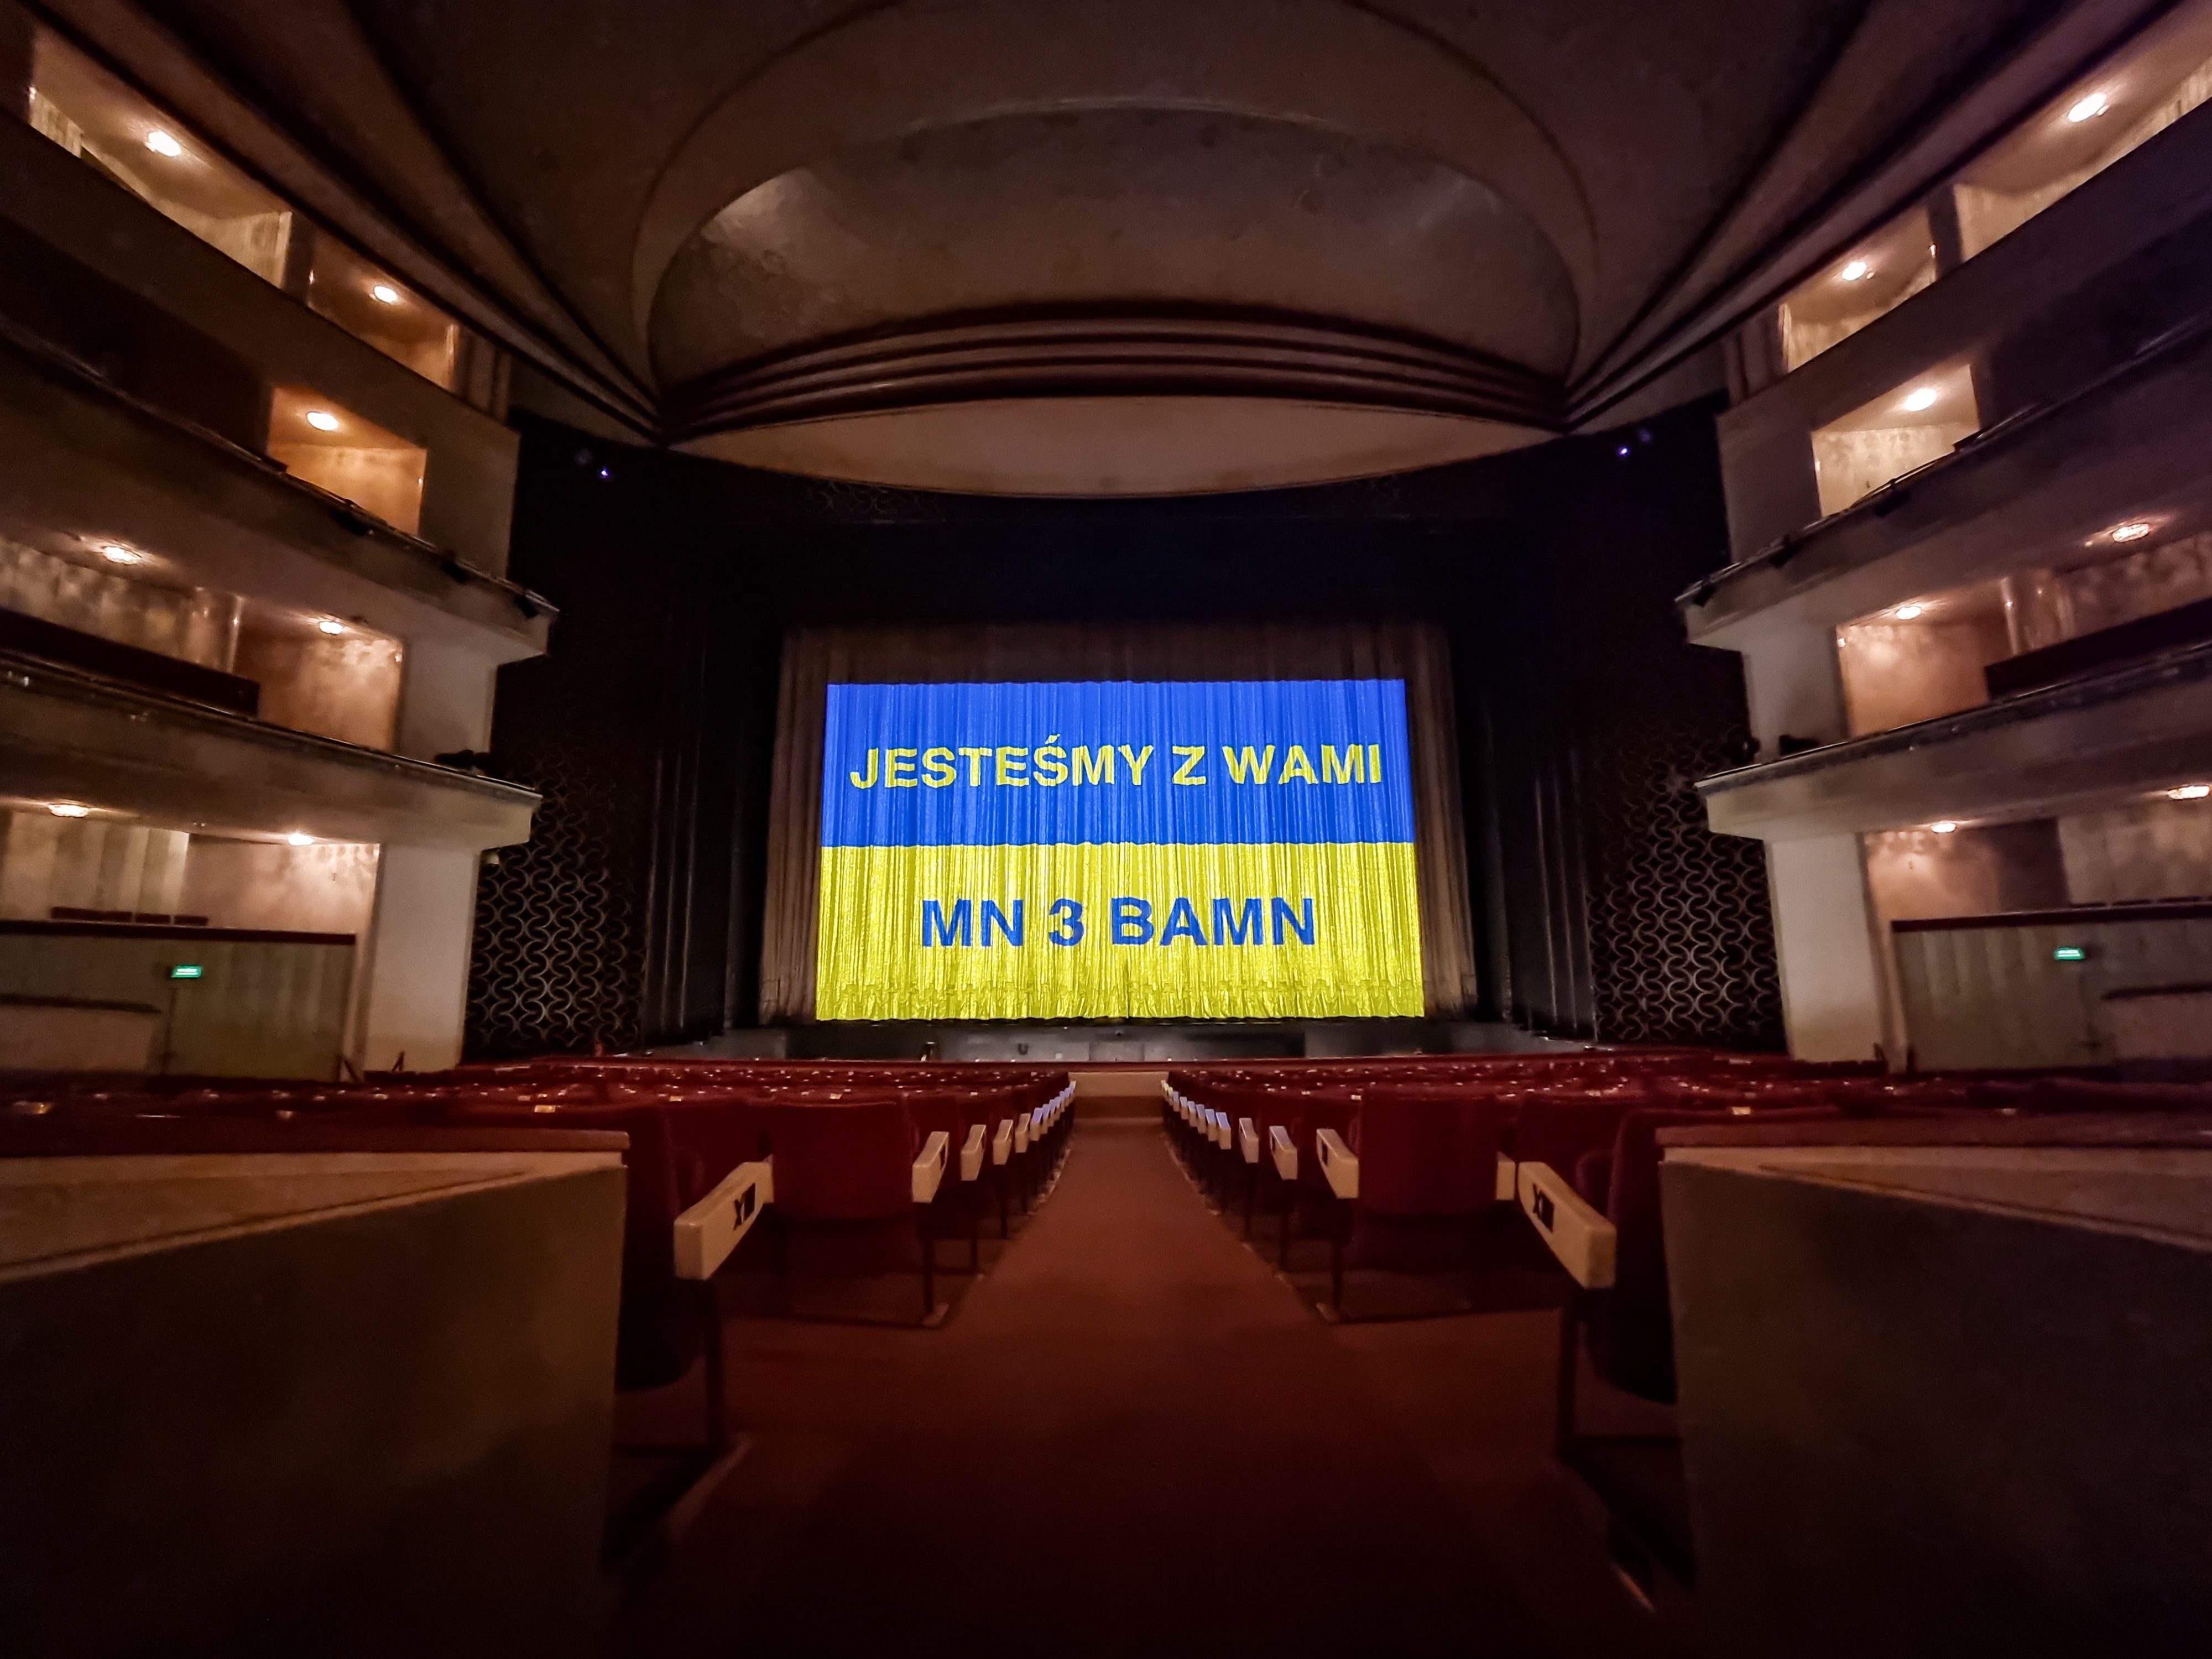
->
xmin=2169 ymin=784 xmax=2211 ymax=801
xmin=1894 ymin=603 xmax=1924 ymax=620
xmin=317 ymin=618 xmax=346 ymax=635
xmin=46 ymin=802 xmax=91 ymax=818
xmin=1930 ymin=820 xmax=1959 ymax=834
xmin=286 ymin=832 xmax=315 ymax=847
xmin=1839 ymin=259 xmax=1871 ymax=282
xmin=2067 ymin=91 xmax=2109 ymax=123
xmin=305 ymin=410 xmax=342 ymax=431
xmin=371 ymin=283 xmax=401 ymax=305
xmin=2109 ymin=520 xmax=2152 ymax=542
xmin=144 ymin=129 xmax=184 ymax=157
xmin=98 ymin=543 xmax=144 ymax=565
xmin=1902 ymin=387 xmax=1940 ymax=412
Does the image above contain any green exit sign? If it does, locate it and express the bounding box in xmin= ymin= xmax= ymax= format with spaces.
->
xmin=170 ymin=964 xmax=204 ymax=980
xmin=2053 ymin=946 xmax=2087 ymax=963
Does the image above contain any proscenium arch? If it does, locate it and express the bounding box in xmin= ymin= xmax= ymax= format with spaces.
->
xmin=628 ymin=0 xmax=1597 ymax=362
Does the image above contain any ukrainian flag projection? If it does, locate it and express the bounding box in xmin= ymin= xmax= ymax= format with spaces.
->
xmin=814 ymin=681 xmax=1423 ymax=1020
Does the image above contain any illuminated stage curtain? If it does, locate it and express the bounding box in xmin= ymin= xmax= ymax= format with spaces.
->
xmin=759 ymin=623 xmax=1480 ymax=1022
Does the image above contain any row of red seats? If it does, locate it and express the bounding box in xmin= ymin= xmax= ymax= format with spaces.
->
xmin=2 ymin=1063 xmax=1078 ymax=1390
xmin=1162 ymin=1056 xmax=2206 ymax=1392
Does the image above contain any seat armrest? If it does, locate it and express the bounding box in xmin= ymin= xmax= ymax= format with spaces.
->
xmin=1516 ymin=1161 xmax=1616 ymax=1289
xmin=961 ymin=1123 xmax=986 ymax=1181
xmin=1212 ymin=1110 xmax=1230 ymax=1149
xmin=993 ymin=1118 xmax=1014 ymax=1165
xmin=1495 ymin=1152 xmax=1516 ymax=1203
xmin=1015 ymin=1116 xmax=1031 ymax=1153
xmin=674 ymin=1157 xmax=774 ymax=1281
xmin=1238 ymin=1117 xmax=1259 ymax=1162
xmin=913 ymin=1130 xmax=951 ymax=1204
xmin=1160 ymin=1078 xmax=1176 ymax=1105
xmin=1269 ymin=1124 xmax=1296 ymax=1180
xmin=1315 ymin=1128 xmax=1359 ymax=1200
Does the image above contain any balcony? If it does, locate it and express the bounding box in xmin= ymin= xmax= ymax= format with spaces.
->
xmin=1685 ymin=305 xmax=2212 ymax=652
xmin=1 ymin=647 xmax=536 ymax=852
xmin=0 ymin=315 xmax=549 ymax=673
xmin=1697 ymin=640 xmax=2212 ymax=842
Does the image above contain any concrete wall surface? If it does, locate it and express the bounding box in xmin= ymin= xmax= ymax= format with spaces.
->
xmin=1663 ymin=1147 xmax=2212 ymax=1659
xmin=0 ymin=1151 xmax=624 ymax=1657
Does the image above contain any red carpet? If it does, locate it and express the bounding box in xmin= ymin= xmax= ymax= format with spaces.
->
xmin=611 ymin=1122 xmax=1687 ymax=1657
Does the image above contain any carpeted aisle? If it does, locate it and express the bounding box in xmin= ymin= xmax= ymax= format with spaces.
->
xmin=610 ymin=1121 xmax=1672 ymax=1657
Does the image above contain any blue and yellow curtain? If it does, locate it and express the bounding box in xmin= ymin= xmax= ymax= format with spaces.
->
xmin=813 ymin=680 xmax=1425 ymax=1019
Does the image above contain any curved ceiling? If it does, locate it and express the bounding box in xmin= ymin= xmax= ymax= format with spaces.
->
xmin=80 ymin=0 xmax=2163 ymax=493
xmin=649 ymin=108 xmax=1580 ymax=385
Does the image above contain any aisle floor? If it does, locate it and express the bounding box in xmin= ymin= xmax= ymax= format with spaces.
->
xmin=608 ymin=1120 xmax=1691 ymax=1657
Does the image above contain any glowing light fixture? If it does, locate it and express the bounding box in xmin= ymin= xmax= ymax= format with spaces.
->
xmin=46 ymin=803 xmax=91 ymax=818
xmin=2110 ymin=520 xmax=2152 ymax=542
xmin=2169 ymin=784 xmax=2211 ymax=801
xmin=2067 ymin=91 xmax=2109 ymax=123
xmin=98 ymin=543 xmax=144 ymax=565
xmin=1930 ymin=820 xmax=1959 ymax=834
xmin=144 ymin=129 xmax=184 ymax=157
xmin=1902 ymin=387 xmax=1940 ymax=413
xmin=286 ymin=832 xmax=315 ymax=847
xmin=1895 ymin=603 xmax=1924 ymax=620
xmin=1839 ymin=259 xmax=1870 ymax=282
xmin=304 ymin=410 xmax=341 ymax=431
xmin=317 ymin=618 xmax=346 ymax=635
xmin=2053 ymin=946 xmax=2087 ymax=963
xmin=371 ymin=284 xmax=401 ymax=305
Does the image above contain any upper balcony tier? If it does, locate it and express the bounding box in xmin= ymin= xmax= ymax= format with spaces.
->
xmin=1682 ymin=301 xmax=2212 ymax=654
xmin=1698 ymin=639 xmax=2212 ymax=842
xmin=0 ymin=113 xmax=518 ymax=571
xmin=0 ymin=315 xmax=551 ymax=670
xmin=1715 ymin=94 xmax=2212 ymax=562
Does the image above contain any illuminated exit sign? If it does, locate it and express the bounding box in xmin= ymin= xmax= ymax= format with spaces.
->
xmin=2053 ymin=946 xmax=2087 ymax=963
xmin=170 ymin=964 xmax=204 ymax=980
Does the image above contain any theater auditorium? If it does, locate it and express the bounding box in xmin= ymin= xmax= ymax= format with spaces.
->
xmin=4 ymin=2 xmax=2211 ymax=1653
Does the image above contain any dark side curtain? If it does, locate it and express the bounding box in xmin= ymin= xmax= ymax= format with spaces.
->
xmin=759 ymin=620 xmax=1479 ymax=1021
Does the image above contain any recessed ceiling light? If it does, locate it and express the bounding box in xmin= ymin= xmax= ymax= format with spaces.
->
xmin=98 ymin=543 xmax=144 ymax=565
xmin=2109 ymin=520 xmax=2152 ymax=542
xmin=144 ymin=129 xmax=184 ymax=157
xmin=305 ymin=410 xmax=341 ymax=431
xmin=317 ymin=618 xmax=346 ymax=635
xmin=1894 ymin=603 xmax=1924 ymax=620
xmin=286 ymin=832 xmax=315 ymax=846
xmin=2068 ymin=91 xmax=2109 ymax=123
xmin=1839 ymin=259 xmax=1870 ymax=281
xmin=2170 ymin=785 xmax=2211 ymax=801
xmin=371 ymin=284 xmax=401 ymax=305
xmin=1902 ymin=387 xmax=1940 ymax=412
xmin=46 ymin=802 xmax=91 ymax=818
xmin=1930 ymin=820 xmax=1959 ymax=834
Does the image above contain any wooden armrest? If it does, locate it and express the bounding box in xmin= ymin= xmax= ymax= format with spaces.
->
xmin=961 ymin=1123 xmax=986 ymax=1181
xmin=1316 ymin=1128 xmax=1359 ymax=1200
xmin=673 ymin=1157 xmax=773 ymax=1281
xmin=1516 ymin=1161 xmax=1616 ymax=1289
xmin=992 ymin=1119 xmax=1014 ymax=1165
xmin=1159 ymin=1079 xmax=1176 ymax=1104
xmin=1238 ymin=1117 xmax=1260 ymax=1162
xmin=1211 ymin=1110 xmax=1230 ymax=1149
xmin=1014 ymin=1116 xmax=1031 ymax=1153
xmin=1495 ymin=1152 xmax=1516 ymax=1203
xmin=1269 ymin=1124 xmax=1296 ymax=1180
xmin=912 ymin=1130 xmax=950 ymax=1204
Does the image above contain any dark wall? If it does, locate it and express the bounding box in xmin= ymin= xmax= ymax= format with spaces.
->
xmin=466 ymin=403 xmax=1781 ymax=1056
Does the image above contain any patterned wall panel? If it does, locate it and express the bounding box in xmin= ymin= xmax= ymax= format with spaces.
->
xmin=465 ymin=739 xmax=648 ymax=1058
xmin=1581 ymin=711 xmax=1782 ymax=1047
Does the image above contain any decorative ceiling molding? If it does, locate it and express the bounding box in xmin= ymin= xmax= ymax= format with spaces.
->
xmin=660 ymin=307 xmax=1566 ymax=448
